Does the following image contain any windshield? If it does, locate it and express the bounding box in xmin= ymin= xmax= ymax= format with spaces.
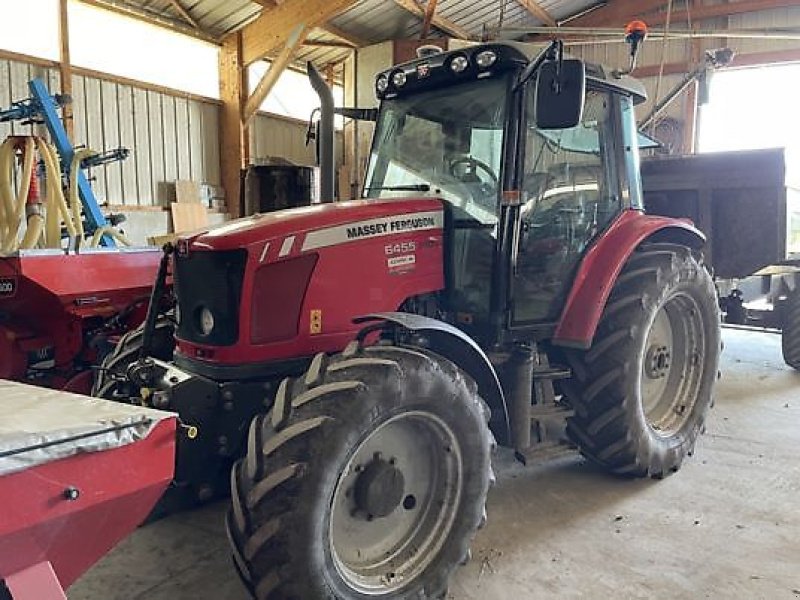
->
xmin=364 ymin=76 xmax=509 ymax=226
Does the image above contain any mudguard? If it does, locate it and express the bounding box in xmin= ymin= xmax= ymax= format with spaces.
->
xmin=553 ymin=209 xmax=705 ymax=349
xmin=355 ymin=312 xmax=510 ymax=444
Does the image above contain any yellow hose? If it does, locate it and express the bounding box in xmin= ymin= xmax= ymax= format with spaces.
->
xmin=37 ymin=139 xmax=77 ymax=247
xmin=90 ymin=225 xmax=131 ymax=247
xmin=0 ymin=140 xmax=15 ymax=244
xmin=69 ymin=149 xmax=95 ymax=250
xmin=20 ymin=214 xmax=44 ymax=249
xmin=1 ymin=135 xmax=129 ymax=252
xmin=0 ymin=137 xmax=35 ymax=254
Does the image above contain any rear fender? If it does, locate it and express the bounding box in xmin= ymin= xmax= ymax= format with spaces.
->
xmin=355 ymin=312 xmax=510 ymax=444
xmin=553 ymin=210 xmax=705 ymax=349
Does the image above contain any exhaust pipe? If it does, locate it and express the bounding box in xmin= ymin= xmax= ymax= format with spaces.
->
xmin=307 ymin=62 xmax=335 ymax=202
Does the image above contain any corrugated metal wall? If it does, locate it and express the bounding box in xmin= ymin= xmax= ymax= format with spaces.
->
xmin=70 ymin=74 xmax=221 ymax=206
xmin=0 ymin=54 xmax=221 ymax=207
xmin=0 ymin=53 xmax=337 ymax=209
xmin=0 ymin=60 xmax=60 ymax=137
xmin=250 ymin=112 xmax=345 ymax=168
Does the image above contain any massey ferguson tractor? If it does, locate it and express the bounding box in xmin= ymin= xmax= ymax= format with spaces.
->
xmin=96 ymin=38 xmax=720 ymax=599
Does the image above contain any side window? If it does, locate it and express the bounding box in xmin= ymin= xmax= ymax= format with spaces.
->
xmin=513 ymin=88 xmax=621 ymax=324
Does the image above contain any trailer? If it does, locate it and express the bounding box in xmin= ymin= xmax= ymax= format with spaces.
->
xmin=641 ymin=147 xmax=800 ymax=367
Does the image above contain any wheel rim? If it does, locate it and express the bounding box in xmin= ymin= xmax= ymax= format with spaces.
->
xmin=641 ymin=292 xmax=706 ymax=437
xmin=329 ymin=411 xmax=463 ymax=594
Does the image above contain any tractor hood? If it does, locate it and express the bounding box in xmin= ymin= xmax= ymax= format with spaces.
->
xmin=182 ymin=198 xmax=445 ymax=254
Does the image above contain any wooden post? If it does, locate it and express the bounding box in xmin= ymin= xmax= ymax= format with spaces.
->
xmin=219 ymin=32 xmax=249 ymax=218
xmin=58 ymin=0 xmax=74 ymax=140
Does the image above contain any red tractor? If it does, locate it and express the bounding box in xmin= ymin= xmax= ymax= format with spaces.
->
xmin=97 ymin=40 xmax=720 ymax=599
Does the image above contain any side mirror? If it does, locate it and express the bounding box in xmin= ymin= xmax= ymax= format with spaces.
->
xmin=535 ymin=59 xmax=586 ymax=130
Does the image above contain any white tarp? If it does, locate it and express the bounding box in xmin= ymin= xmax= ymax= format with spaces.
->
xmin=0 ymin=380 xmax=174 ymax=477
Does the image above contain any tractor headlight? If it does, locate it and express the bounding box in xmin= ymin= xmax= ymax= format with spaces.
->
xmin=392 ymin=70 xmax=407 ymax=87
xmin=376 ymin=74 xmax=389 ymax=94
xmin=199 ymin=307 xmax=215 ymax=336
xmin=450 ymin=55 xmax=469 ymax=74
xmin=475 ymin=50 xmax=497 ymax=69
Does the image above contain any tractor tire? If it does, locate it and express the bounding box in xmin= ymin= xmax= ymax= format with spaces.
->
xmin=561 ymin=244 xmax=720 ymax=478
xmin=781 ymin=287 xmax=800 ymax=370
xmin=92 ymin=316 xmax=176 ymax=400
xmin=227 ymin=341 xmax=493 ymax=600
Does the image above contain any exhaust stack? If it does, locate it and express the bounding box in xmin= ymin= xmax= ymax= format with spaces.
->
xmin=307 ymin=62 xmax=335 ymax=202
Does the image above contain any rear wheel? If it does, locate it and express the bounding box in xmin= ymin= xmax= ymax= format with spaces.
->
xmin=227 ymin=341 xmax=493 ymax=600
xmin=781 ymin=286 xmax=800 ymax=370
xmin=562 ymin=244 xmax=720 ymax=478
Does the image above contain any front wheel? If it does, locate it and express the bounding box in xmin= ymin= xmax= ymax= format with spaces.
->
xmin=562 ymin=244 xmax=720 ymax=478
xmin=227 ymin=341 xmax=493 ymax=600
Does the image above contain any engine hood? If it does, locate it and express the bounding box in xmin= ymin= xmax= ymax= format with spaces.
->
xmin=183 ymin=198 xmax=445 ymax=253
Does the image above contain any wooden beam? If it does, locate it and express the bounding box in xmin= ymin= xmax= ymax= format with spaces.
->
xmin=633 ymin=47 xmax=800 ymax=79
xmin=517 ymin=0 xmax=557 ymax=27
xmin=219 ymin=33 xmax=249 ymax=218
xmin=238 ymin=0 xmax=358 ymax=65
xmin=320 ymin=24 xmax=366 ymax=47
xmin=393 ymin=0 xmax=472 ymax=39
xmin=643 ymin=0 xmax=800 ymax=28
xmin=243 ymin=25 xmax=309 ymax=123
xmin=58 ymin=0 xmax=74 ymax=140
xmin=168 ymin=0 xmax=199 ymax=30
xmin=569 ymin=0 xmax=668 ymax=27
xmin=303 ymin=40 xmax=355 ymax=49
xmin=421 ymin=0 xmax=439 ymax=39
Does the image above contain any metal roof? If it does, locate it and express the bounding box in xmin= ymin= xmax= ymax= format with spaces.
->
xmin=88 ymin=0 xmax=602 ymax=73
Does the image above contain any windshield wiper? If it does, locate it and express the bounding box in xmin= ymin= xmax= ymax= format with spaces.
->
xmin=364 ymin=183 xmax=432 ymax=192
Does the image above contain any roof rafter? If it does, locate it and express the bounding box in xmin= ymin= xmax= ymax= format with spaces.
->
xmin=517 ymin=0 xmax=557 ymax=27
xmin=319 ymin=23 xmax=367 ymax=47
xmin=393 ymin=0 xmax=472 ymax=39
xmin=167 ymin=0 xmax=199 ymax=30
xmin=421 ymin=0 xmax=439 ymax=39
xmin=236 ymin=0 xmax=359 ymax=65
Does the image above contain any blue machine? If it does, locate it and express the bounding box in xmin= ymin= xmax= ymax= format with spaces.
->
xmin=0 ymin=78 xmax=118 ymax=247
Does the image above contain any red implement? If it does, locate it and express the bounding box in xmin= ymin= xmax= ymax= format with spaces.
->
xmin=0 ymin=381 xmax=176 ymax=598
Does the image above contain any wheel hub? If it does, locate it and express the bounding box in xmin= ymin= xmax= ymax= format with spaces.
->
xmin=645 ymin=344 xmax=672 ymax=379
xmin=354 ymin=454 xmax=405 ymax=518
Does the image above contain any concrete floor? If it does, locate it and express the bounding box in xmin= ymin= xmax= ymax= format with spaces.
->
xmin=71 ymin=329 xmax=800 ymax=599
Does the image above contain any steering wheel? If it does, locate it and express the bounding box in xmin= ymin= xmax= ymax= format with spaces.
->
xmin=449 ymin=156 xmax=499 ymax=186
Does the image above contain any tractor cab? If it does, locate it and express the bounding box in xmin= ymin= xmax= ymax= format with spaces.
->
xmin=364 ymin=42 xmax=647 ymax=341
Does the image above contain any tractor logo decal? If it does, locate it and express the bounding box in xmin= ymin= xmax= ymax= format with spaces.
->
xmin=301 ymin=210 xmax=443 ymax=251
xmin=0 ymin=277 xmax=16 ymax=297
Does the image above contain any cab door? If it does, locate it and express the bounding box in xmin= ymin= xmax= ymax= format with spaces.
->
xmin=511 ymin=86 xmax=625 ymax=326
